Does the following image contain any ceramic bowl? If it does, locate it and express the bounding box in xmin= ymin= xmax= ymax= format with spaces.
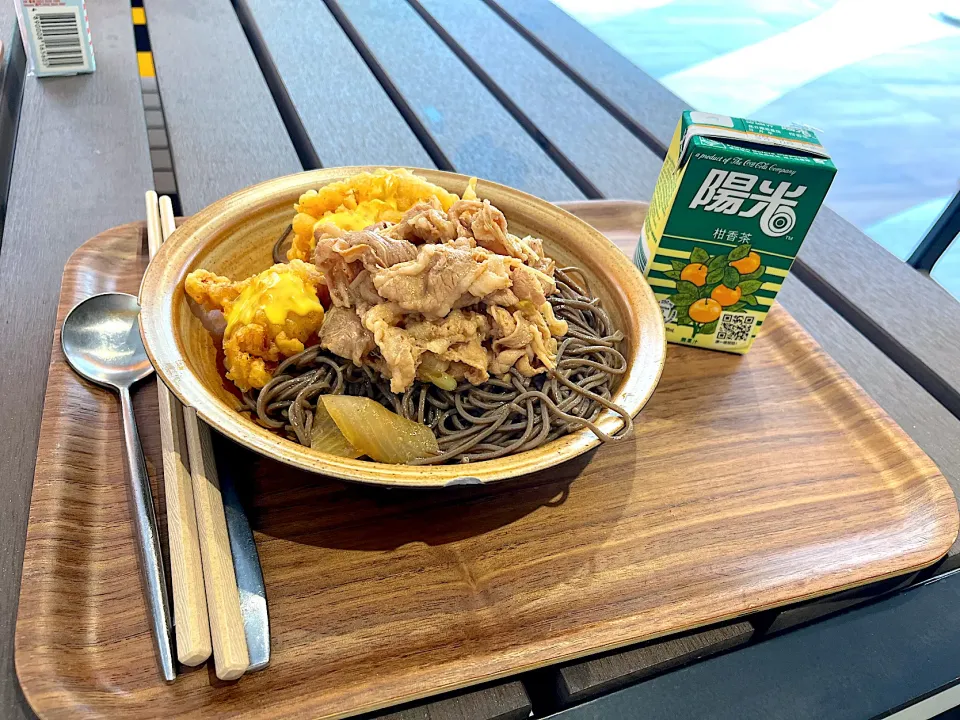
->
xmin=139 ymin=168 xmax=665 ymax=487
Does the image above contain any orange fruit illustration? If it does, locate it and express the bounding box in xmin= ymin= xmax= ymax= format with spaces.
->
xmin=680 ymin=262 xmax=708 ymax=287
xmin=688 ymin=298 xmax=722 ymax=324
xmin=711 ymin=284 xmax=742 ymax=307
xmin=730 ymin=251 xmax=761 ymax=275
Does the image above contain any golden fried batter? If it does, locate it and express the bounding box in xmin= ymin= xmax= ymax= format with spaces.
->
xmin=185 ymin=260 xmax=325 ymax=391
xmin=287 ymin=168 xmax=467 ymax=261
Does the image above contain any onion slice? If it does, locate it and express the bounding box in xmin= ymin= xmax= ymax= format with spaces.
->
xmin=310 ymin=400 xmax=362 ymax=458
xmin=321 ymin=395 xmax=439 ymax=464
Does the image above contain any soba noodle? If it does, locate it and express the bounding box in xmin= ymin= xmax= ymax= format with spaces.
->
xmin=242 ymin=267 xmax=633 ymax=464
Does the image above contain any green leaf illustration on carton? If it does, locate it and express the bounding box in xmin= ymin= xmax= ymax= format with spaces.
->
xmin=674 ymin=280 xmax=700 ymax=302
xmin=722 ymin=266 xmax=740 ymax=289
xmin=740 ymin=266 xmax=766 ymax=281
xmin=728 ymin=243 xmax=752 ymax=262
xmin=690 ymin=247 xmax=709 ymax=264
xmin=707 ymin=254 xmax=729 ymax=272
xmin=738 ymin=280 xmax=764 ymax=295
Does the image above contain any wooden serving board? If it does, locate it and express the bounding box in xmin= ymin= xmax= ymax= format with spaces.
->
xmin=15 ymin=203 xmax=958 ymax=719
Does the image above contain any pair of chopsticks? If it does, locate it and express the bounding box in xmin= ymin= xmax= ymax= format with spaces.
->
xmin=145 ymin=192 xmax=250 ymax=681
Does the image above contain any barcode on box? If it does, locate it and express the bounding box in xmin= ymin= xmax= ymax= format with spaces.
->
xmin=715 ymin=311 xmax=756 ymax=347
xmin=25 ymin=5 xmax=93 ymax=75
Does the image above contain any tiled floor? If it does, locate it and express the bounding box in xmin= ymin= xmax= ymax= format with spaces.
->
xmin=555 ymin=0 xmax=960 ymax=298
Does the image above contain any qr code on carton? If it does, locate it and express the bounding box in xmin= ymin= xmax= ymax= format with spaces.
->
xmin=715 ymin=311 xmax=756 ymax=346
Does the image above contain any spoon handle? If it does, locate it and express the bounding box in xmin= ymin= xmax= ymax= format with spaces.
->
xmin=119 ymin=385 xmax=176 ymax=682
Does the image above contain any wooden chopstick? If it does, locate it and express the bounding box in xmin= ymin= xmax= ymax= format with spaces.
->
xmin=158 ymin=197 xmax=251 ymax=681
xmin=145 ymin=191 xmax=212 ymax=667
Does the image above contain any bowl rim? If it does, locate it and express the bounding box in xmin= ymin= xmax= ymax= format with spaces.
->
xmin=139 ymin=167 xmax=666 ymax=487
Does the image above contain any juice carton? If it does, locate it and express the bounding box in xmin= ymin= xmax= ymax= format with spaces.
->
xmin=636 ymin=111 xmax=836 ymax=353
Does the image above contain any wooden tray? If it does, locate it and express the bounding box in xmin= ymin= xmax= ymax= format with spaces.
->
xmin=16 ymin=202 xmax=958 ymax=719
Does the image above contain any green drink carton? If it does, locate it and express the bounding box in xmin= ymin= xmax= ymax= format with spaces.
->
xmin=636 ymin=111 xmax=836 ymax=353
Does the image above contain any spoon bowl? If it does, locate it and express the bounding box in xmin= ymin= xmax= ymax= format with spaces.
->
xmin=61 ymin=293 xmax=154 ymax=389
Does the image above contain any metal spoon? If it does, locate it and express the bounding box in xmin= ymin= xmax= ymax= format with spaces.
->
xmin=61 ymin=292 xmax=175 ymax=682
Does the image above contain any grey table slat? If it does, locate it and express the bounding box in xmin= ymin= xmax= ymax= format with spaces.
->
xmin=552 ymin=571 xmax=960 ymax=720
xmin=0 ymin=3 xmax=19 ymax=52
xmin=145 ymin=0 xmax=302 ymax=213
xmin=414 ymin=0 xmax=662 ymax=200
xmin=793 ymin=210 xmax=960 ymax=417
xmin=0 ymin=2 xmax=154 ymax=718
xmin=0 ymin=13 xmax=24 ymax=237
xmin=487 ymin=0 xmax=680 ymax=153
xmin=236 ymin=0 xmax=434 ymax=169
xmin=0 ymin=4 xmax=27 ymax=704
xmin=372 ymin=680 xmax=531 ymax=720
xmin=333 ymin=0 xmax=585 ymax=201
xmin=556 ymin=621 xmax=754 ymax=707
xmin=496 ymin=0 xmax=960 ymax=419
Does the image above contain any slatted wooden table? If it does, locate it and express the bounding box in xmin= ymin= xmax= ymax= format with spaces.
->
xmin=1 ymin=2 xmax=959 ymax=718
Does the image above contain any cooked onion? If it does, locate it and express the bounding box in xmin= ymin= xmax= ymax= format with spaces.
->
xmin=322 ymin=395 xmax=439 ymax=463
xmin=309 ymin=400 xmax=361 ymax=458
